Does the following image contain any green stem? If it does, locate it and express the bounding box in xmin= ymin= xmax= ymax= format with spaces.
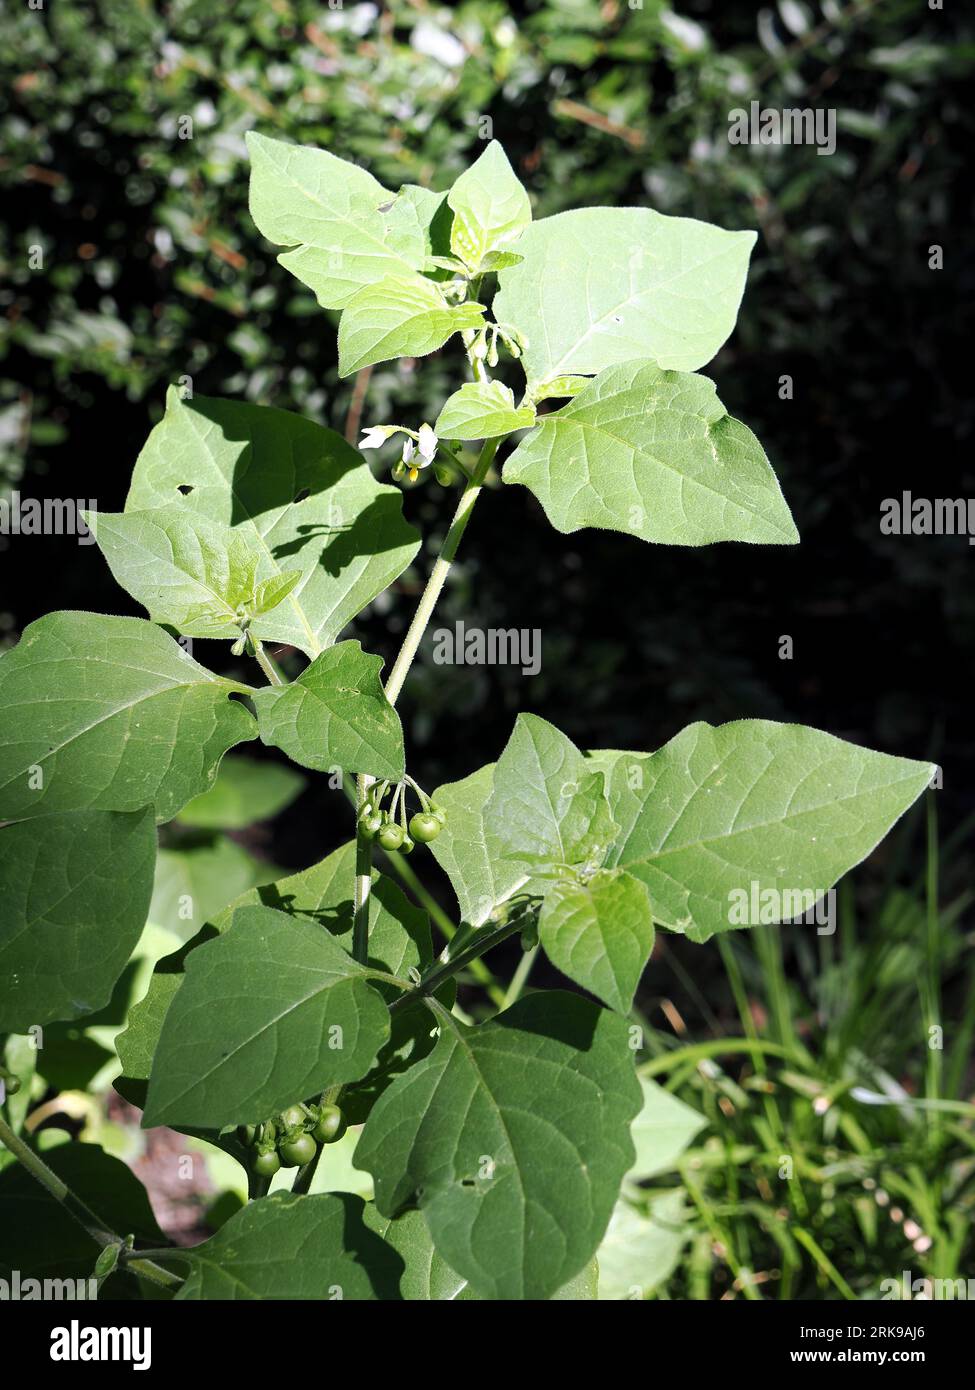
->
xmin=503 ymin=944 xmax=538 ymax=1009
xmin=389 ymin=908 xmax=531 ymax=1016
xmin=384 ymin=435 xmax=500 ymax=707
xmin=382 ymin=849 xmax=507 ymax=1007
xmin=923 ymin=790 xmax=943 ymax=1140
xmin=352 ymin=773 xmax=374 ymax=965
xmin=252 ymin=639 xmax=285 ymax=686
xmin=351 ymin=434 xmax=501 ymax=967
xmin=0 ymin=1115 xmax=182 ymax=1291
xmin=640 ymin=1039 xmax=799 ymax=1076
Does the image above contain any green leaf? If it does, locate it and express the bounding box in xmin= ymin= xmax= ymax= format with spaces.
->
xmin=596 ymin=1192 xmax=690 ymax=1300
xmin=85 ymin=507 xmax=276 ymax=639
xmin=0 ymin=808 xmax=156 ymax=1032
xmin=252 ymin=640 xmax=404 ymax=781
xmin=480 ymin=250 xmax=524 ymax=272
xmin=483 ymin=713 xmax=617 ymax=873
xmin=0 ymin=1143 xmax=163 ymax=1287
xmin=115 ymin=842 xmax=439 ymax=1119
xmin=447 ymin=140 xmax=532 ymax=271
xmin=355 ymin=991 xmax=642 ymax=1300
xmin=337 ymin=276 xmax=485 ymax=377
xmin=177 ymin=755 xmax=305 ymax=830
xmin=175 ymin=1192 xmax=400 ymax=1299
xmin=429 ymin=764 xmax=540 ymax=928
xmin=531 ymin=375 xmax=592 ymax=403
xmin=538 ymin=870 xmax=655 ymax=1014
xmin=149 ymin=835 xmax=279 ymax=942
xmin=125 ymin=389 xmax=420 ymax=659
xmin=143 ymin=904 xmax=391 ymax=1128
xmin=0 ymin=612 xmax=256 ymax=823
xmin=364 ymin=1207 xmax=598 ymax=1300
xmin=247 ymin=132 xmax=427 ymax=311
xmin=435 ymin=381 xmax=536 ymax=441
xmin=600 ymin=721 xmax=936 ymax=942
xmin=503 ymin=361 xmax=798 ymax=546
xmin=494 ymin=207 xmax=756 ymax=389
xmin=388 ymin=184 xmax=453 ymax=267
xmin=628 ymin=1078 xmax=707 ymax=1181
xmin=252 ymin=570 xmax=303 ymax=616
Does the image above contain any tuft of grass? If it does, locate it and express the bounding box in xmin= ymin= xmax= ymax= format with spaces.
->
xmin=633 ymin=794 xmax=975 ymax=1299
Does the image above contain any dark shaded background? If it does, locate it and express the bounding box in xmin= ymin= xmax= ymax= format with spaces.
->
xmin=2 ymin=0 xmax=972 ymax=882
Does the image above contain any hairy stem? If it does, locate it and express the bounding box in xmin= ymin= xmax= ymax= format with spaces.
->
xmin=252 ymin=639 xmax=285 ymax=686
xmin=0 ymin=1114 xmax=182 ymax=1291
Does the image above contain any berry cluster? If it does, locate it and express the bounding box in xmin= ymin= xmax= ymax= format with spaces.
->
xmin=357 ymin=775 xmax=446 ymax=855
xmin=241 ymin=1102 xmax=347 ymax=1178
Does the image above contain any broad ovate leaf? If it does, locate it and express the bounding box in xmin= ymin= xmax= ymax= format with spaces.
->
xmin=85 ymin=507 xmax=296 ymax=639
xmin=355 ymin=991 xmax=641 ymax=1300
xmin=119 ymin=844 xmax=439 ymax=1124
xmin=503 ymin=361 xmax=798 ymax=546
xmin=143 ymin=904 xmax=391 ymax=1127
xmin=148 ymin=836 xmax=278 ymax=942
xmin=0 ymin=612 xmax=256 ymax=823
xmin=447 ymin=140 xmax=531 ymax=272
xmin=252 ymin=640 xmax=404 ymax=781
xmin=600 ymin=720 xmax=936 ymax=942
xmin=247 ymin=132 xmax=427 ymax=311
xmin=538 ymin=870 xmax=655 ymax=1014
xmin=483 ymin=713 xmax=617 ymax=873
xmin=175 ymin=1192 xmax=399 ymax=1300
xmin=0 ymin=808 xmax=156 ymax=1032
xmin=435 ymin=381 xmax=536 ymax=441
xmin=388 ymin=184 xmax=452 ymax=267
xmin=125 ymin=390 xmax=419 ymax=658
xmin=628 ymin=1077 xmax=707 ymax=1181
xmin=364 ymin=1207 xmax=597 ymax=1300
xmin=596 ymin=1192 xmax=690 ymax=1300
xmin=429 ymin=764 xmax=535 ymax=929
xmin=494 ymin=207 xmax=756 ymax=389
xmin=337 ymin=276 xmax=485 ymax=377
xmin=177 ymin=755 xmax=305 ymax=830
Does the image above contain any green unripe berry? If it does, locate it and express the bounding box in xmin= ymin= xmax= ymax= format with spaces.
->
xmin=409 ymin=811 xmax=442 ymax=843
xmin=278 ymin=1133 xmax=317 ymax=1168
xmin=313 ymin=1105 xmax=347 ymax=1145
xmin=378 ymin=822 xmax=405 ymax=851
xmin=253 ymin=1149 xmax=281 ymax=1177
xmin=280 ymin=1105 xmax=305 ymax=1129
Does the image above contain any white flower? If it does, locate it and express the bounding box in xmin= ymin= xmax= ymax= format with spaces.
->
xmin=401 ymin=437 xmax=415 ymax=463
xmin=358 ymin=425 xmax=394 ymax=451
xmin=417 ymin=424 xmax=438 ymax=466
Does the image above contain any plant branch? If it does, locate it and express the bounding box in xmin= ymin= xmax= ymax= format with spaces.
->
xmin=352 ymin=773 xmax=374 ymax=964
xmin=339 ymin=775 xmax=507 ymax=1006
xmin=388 ymin=905 xmax=534 ymax=1015
xmin=0 ymin=1114 xmax=182 ymax=1291
xmin=384 ymin=434 xmax=500 ymax=707
xmin=252 ymin=638 xmax=285 ymax=686
xmin=351 ymin=433 xmax=501 ymax=962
